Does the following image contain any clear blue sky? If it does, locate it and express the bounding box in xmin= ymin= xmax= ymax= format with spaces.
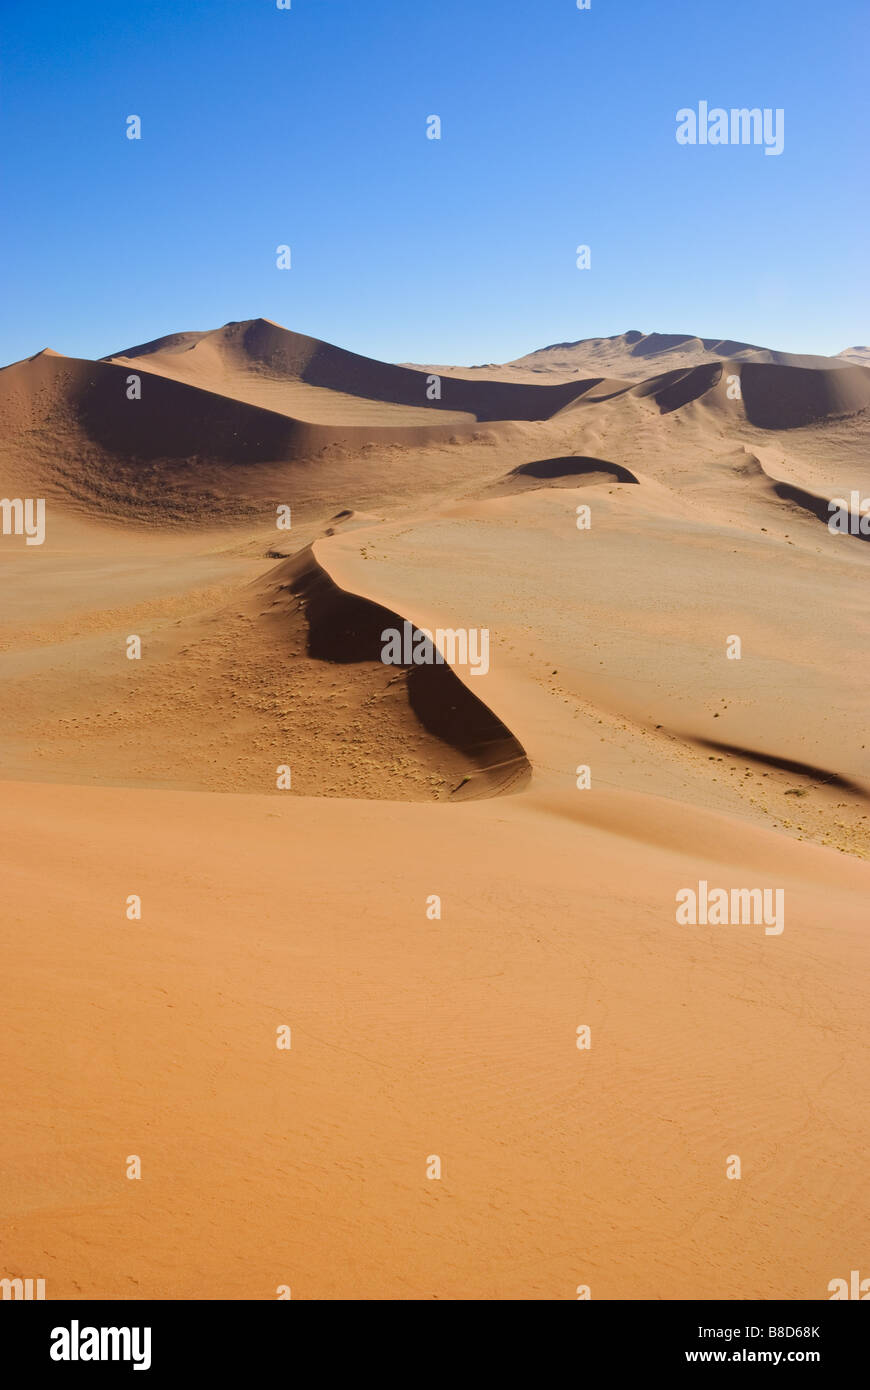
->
xmin=1 ymin=0 xmax=867 ymax=367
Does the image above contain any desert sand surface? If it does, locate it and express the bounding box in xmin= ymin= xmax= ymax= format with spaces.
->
xmin=1 ymin=318 xmax=868 ymax=1299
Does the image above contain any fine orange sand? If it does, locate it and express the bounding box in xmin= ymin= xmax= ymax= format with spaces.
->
xmin=1 ymin=319 xmax=868 ymax=1299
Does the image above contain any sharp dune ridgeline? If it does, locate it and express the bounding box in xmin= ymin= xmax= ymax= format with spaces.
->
xmin=1 ymin=317 xmax=868 ymax=1299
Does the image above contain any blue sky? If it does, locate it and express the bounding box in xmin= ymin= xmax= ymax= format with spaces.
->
xmin=1 ymin=0 xmax=867 ymax=367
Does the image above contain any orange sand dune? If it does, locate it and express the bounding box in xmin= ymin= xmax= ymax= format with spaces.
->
xmin=1 ymin=318 xmax=868 ymax=1300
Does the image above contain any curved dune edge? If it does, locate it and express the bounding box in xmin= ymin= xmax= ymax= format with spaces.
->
xmin=631 ymin=361 xmax=724 ymax=413
xmin=512 ymin=455 xmax=638 ymax=484
xmin=475 ymin=453 xmax=641 ymax=500
xmin=0 ymin=534 xmax=528 ymax=804
xmin=264 ymin=545 xmax=531 ymax=801
xmin=769 ymin=477 xmax=870 ymax=542
xmin=734 ymin=448 xmax=870 ymax=544
xmin=310 ymin=492 xmax=869 ymax=860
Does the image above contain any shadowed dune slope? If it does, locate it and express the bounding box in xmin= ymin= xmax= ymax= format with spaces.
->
xmin=108 ymin=317 xmax=598 ymax=424
xmin=769 ymin=478 xmax=870 ymax=540
xmin=740 ymin=362 xmax=870 ymax=428
xmin=270 ymin=548 xmax=531 ymax=799
xmin=0 ymin=349 xmax=478 ymax=518
xmin=630 ymin=362 xmax=724 ymax=413
xmin=0 ymin=534 xmax=528 ymax=802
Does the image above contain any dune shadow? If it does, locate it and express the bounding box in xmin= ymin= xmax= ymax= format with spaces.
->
xmin=741 ymin=362 xmax=870 ymax=429
xmin=632 ymin=363 xmax=723 ymax=414
xmin=513 ymin=456 xmax=639 ymax=484
xmin=230 ymin=320 xmax=599 ymax=423
xmin=771 ymin=480 xmax=870 ymax=542
xmin=479 ymin=455 xmax=639 ymax=499
xmin=696 ymin=738 xmax=867 ymax=796
xmin=278 ymin=550 xmax=531 ymax=798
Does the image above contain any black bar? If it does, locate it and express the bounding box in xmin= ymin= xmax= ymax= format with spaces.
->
xmin=2 ymin=1299 xmax=864 ymax=1375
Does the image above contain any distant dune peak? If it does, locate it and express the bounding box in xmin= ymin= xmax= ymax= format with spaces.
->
xmin=528 ymin=329 xmax=762 ymax=358
xmin=837 ymin=346 xmax=870 ymax=366
xmin=506 ymin=328 xmax=860 ymax=382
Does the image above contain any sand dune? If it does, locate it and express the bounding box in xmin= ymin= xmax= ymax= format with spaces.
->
xmin=837 ymin=346 xmax=870 ymax=368
xmin=410 ymin=328 xmax=861 ymax=384
xmin=740 ymin=361 xmax=870 ymax=429
xmin=514 ymin=329 xmax=859 ymax=379
xmin=1 ymin=318 xmax=868 ymax=1300
xmin=107 ymin=317 xmax=596 ymax=426
xmin=0 ymin=347 xmax=483 ymax=521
